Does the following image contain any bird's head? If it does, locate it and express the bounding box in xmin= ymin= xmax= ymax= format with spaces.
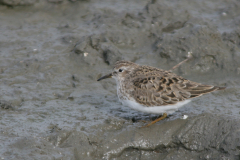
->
xmin=97 ymin=60 xmax=138 ymax=82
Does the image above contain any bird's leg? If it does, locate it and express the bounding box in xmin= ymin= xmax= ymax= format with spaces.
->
xmin=141 ymin=113 xmax=167 ymax=128
xmin=169 ymin=52 xmax=193 ymax=72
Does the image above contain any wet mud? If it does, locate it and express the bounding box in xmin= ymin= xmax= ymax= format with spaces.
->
xmin=0 ymin=0 xmax=240 ymax=159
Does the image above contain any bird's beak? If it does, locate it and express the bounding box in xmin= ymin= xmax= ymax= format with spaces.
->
xmin=97 ymin=73 xmax=112 ymax=81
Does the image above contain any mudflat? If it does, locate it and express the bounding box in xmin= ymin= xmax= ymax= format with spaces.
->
xmin=0 ymin=0 xmax=239 ymax=159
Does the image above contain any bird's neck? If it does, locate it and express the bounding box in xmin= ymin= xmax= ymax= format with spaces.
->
xmin=116 ymin=79 xmax=130 ymax=101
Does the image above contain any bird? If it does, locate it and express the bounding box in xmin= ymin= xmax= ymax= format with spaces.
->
xmin=97 ymin=60 xmax=226 ymax=127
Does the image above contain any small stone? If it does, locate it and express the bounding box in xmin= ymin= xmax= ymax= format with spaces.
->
xmin=84 ymin=52 xmax=89 ymax=57
xmin=222 ymin=12 xmax=227 ymax=16
xmin=181 ymin=115 xmax=188 ymax=119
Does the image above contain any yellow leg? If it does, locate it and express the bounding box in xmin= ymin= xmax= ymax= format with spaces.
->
xmin=141 ymin=113 xmax=167 ymax=128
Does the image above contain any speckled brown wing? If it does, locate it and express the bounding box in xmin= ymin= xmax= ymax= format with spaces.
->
xmin=128 ymin=66 xmax=225 ymax=107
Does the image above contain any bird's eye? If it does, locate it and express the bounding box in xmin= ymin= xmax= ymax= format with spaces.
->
xmin=119 ymin=69 xmax=123 ymax=72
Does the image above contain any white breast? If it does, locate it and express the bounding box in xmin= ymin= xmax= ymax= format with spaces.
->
xmin=120 ymin=98 xmax=191 ymax=114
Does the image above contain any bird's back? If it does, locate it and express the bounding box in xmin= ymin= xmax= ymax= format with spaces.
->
xmin=122 ymin=65 xmax=225 ymax=107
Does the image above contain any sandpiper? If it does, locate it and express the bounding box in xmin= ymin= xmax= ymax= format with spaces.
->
xmin=97 ymin=60 xmax=225 ymax=127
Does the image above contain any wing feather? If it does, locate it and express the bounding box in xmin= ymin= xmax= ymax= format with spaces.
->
xmin=128 ymin=66 xmax=224 ymax=107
